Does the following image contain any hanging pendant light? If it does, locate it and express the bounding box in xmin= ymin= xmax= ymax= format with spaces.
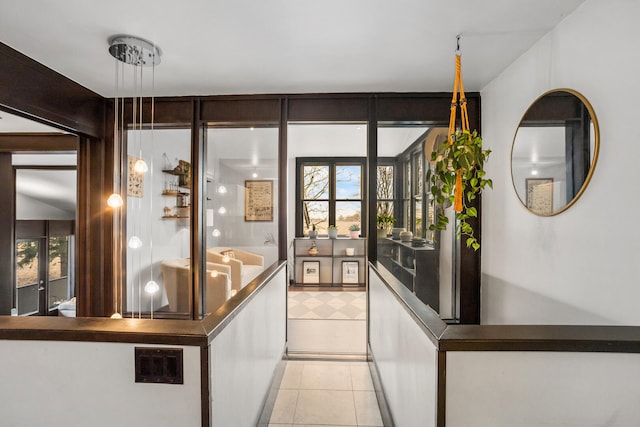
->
xmin=109 ymin=35 xmax=161 ymax=319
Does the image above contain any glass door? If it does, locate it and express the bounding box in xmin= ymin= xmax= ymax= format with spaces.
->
xmin=15 ymin=239 xmax=43 ymax=315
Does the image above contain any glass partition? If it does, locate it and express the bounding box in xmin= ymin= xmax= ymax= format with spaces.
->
xmin=206 ymin=126 xmax=279 ymax=306
xmin=376 ymin=124 xmax=456 ymax=319
xmin=126 ymin=128 xmax=192 ymax=317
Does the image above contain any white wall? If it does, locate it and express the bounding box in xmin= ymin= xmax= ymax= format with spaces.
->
xmin=369 ymin=269 xmax=438 ymax=427
xmin=446 ymin=351 xmax=640 ymax=427
xmin=210 ymin=267 xmax=287 ymax=427
xmin=0 ymin=341 xmax=201 ymax=426
xmin=481 ymin=0 xmax=640 ymax=325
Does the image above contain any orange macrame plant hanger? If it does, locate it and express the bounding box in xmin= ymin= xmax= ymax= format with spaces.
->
xmin=449 ymin=49 xmax=470 ymax=213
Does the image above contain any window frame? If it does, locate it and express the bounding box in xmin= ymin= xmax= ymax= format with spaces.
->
xmin=296 ymin=157 xmax=366 ymax=237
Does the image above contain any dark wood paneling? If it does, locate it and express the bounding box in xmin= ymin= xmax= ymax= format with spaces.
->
xmin=49 ymin=220 xmax=74 ymax=236
xmin=288 ymin=96 xmax=369 ymax=122
xmin=278 ymin=99 xmax=288 ymax=261
xmin=0 ymin=316 xmax=208 ymax=346
xmin=440 ymin=324 xmax=640 ymax=353
xmin=437 ymin=351 xmax=446 ymax=427
xmin=0 ymin=42 xmax=104 ymax=138
xmin=15 ymin=220 xmax=46 ymax=238
xmin=76 ymin=134 xmax=113 ymax=317
xmin=201 ymin=97 xmax=280 ymax=123
xmin=120 ymin=97 xmax=194 ymax=126
xmin=191 ymin=100 xmax=204 ymax=319
xmin=0 ymin=134 xmax=77 ymax=151
xmin=0 ymin=153 xmax=14 ymax=315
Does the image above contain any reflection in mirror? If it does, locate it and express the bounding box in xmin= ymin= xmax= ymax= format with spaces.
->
xmin=377 ymin=124 xmax=456 ymax=320
xmin=207 ymin=126 xmax=279 ymax=314
xmin=511 ymin=89 xmax=599 ymax=216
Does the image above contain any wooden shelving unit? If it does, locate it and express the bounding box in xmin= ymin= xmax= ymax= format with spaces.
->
xmin=293 ymin=237 xmax=366 ymax=287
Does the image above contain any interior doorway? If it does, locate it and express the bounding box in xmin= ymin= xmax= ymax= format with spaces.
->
xmin=287 ymin=123 xmax=368 ymax=356
xmin=14 ymin=159 xmax=77 ymax=316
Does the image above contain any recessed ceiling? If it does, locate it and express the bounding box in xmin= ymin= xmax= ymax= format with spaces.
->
xmin=0 ymin=0 xmax=586 ymax=98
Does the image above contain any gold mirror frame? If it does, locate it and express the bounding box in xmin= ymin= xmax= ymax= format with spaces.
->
xmin=510 ymin=88 xmax=600 ymax=216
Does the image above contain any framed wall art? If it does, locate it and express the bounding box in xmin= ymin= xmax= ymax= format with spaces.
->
xmin=244 ymin=180 xmax=273 ymax=221
xmin=526 ymin=178 xmax=554 ymax=215
xmin=302 ymin=261 xmax=320 ymax=284
xmin=342 ymin=261 xmax=359 ymax=284
xmin=127 ymin=155 xmax=144 ymax=198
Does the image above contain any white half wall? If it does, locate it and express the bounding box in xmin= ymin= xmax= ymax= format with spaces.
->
xmin=480 ymin=0 xmax=640 ymax=324
xmin=0 ymin=341 xmax=201 ymax=427
xmin=446 ymin=351 xmax=640 ymax=427
xmin=209 ymin=267 xmax=287 ymax=427
xmin=369 ymin=269 xmax=438 ymax=427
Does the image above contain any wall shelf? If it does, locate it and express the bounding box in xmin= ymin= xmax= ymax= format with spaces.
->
xmin=293 ymin=237 xmax=366 ymax=287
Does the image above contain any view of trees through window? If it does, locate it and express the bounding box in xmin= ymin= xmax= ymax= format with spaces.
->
xmin=301 ymin=161 xmax=363 ymax=236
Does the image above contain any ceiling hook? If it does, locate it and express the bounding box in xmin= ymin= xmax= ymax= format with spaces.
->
xmin=455 ymin=34 xmax=461 ymax=54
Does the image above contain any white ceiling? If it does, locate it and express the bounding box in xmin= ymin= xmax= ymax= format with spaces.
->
xmin=0 ymin=0 xmax=586 ymax=98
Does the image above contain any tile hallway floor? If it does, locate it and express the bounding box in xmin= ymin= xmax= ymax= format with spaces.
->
xmin=264 ymin=359 xmax=383 ymax=427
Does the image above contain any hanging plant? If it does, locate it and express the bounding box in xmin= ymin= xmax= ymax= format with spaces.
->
xmin=426 ymin=129 xmax=492 ymax=251
xmin=426 ymin=40 xmax=492 ymax=251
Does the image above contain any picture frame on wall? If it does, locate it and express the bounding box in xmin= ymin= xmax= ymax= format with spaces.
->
xmin=127 ymin=155 xmax=144 ymax=198
xmin=526 ymin=178 xmax=554 ymax=215
xmin=342 ymin=261 xmax=359 ymax=284
xmin=244 ymin=180 xmax=274 ymax=222
xmin=302 ymin=261 xmax=320 ymax=284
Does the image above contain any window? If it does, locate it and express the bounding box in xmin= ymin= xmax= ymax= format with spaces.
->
xmin=297 ymin=158 xmax=365 ymax=236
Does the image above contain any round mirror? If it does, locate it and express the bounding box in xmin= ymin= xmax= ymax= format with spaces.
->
xmin=511 ymin=89 xmax=599 ymax=216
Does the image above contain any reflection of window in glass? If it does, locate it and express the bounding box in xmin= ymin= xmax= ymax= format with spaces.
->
xmin=377 ymin=165 xmax=394 ymax=221
xmin=16 ymin=240 xmax=40 ymax=316
xmin=49 ymin=236 xmax=71 ymax=310
xmin=16 ymin=240 xmax=39 ymax=288
xmin=48 ymin=236 xmax=69 ymax=281
xmin=414 ymin=199 xmax=423 ymax=238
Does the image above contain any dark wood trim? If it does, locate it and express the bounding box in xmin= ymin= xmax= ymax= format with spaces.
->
xmin=0 ymin=153 xmax=15 ymax=315
xmin=76 ymin=134 xmax=113 ymax=317
xmin=439 ymin=324 xmax=640 ymax=353
xmin=437 ymin=351 xmax=446 ymax=427
xmin=278 ymin=98 xmax=288 ymax=261
xmin=191 ymin=99 xmax=204 ymax=319
xmin=367 ymin=95 xmax=378 ymax=262
xmin=201 ymin=98 xmax=280 ymax=123
xmin=0 ymin=316 xmax=208 ymax=346
xmin=0 ymin=42 xmax=104 ymax=138
xmin=200 ymin=345 xmax=211 ymax=427
xmin=0 ymin=134 xmax=77 ymax=151
xmin=288 ymin=95 xmax=369 ymax=122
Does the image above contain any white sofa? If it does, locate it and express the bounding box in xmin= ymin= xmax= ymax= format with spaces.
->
xmin=206 ymin=247 xmax=265 ymax=293
xmin=160 ymin=258 xmax=232 ymax=315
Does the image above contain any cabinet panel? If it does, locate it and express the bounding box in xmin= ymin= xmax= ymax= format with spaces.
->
xmin=378 ymin=238 xmax=439 ymax=312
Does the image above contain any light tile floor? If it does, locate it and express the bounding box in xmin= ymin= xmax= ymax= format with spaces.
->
xmin=288 ymin=291 xmax=367 ymax=320
xmin=265 ymin=360 xmax=383 ymax=427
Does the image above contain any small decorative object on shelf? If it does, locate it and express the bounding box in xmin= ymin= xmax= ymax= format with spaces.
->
xmin=411 ymin=238 xmax=427 ymax=248
xmin=309 ymin=223 xmax=318 ymax=239
xmin=348 ymin=224 xmax=360 ymax=239
xmin=400 ymin=230 xmax=413 ymax=242
xmin=163 ymin=206 xmax=172 ymax=217
xmin=308 ymin=240 xmax=318 ymax=256
xmin=328 ymin=225 xmax=338 ymax=239
xmin=391 ymin=227 xmax=405 ymax=240
xmin=377 ymin=213 xmax=396 ymax=238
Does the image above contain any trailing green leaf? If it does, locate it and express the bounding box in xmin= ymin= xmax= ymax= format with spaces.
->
xmin=426 ymin=130 xmax=492 ymax=251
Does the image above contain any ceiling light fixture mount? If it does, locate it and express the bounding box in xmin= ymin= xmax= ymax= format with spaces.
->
xmin=108 ymin=35 xmax=161 ymax=66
